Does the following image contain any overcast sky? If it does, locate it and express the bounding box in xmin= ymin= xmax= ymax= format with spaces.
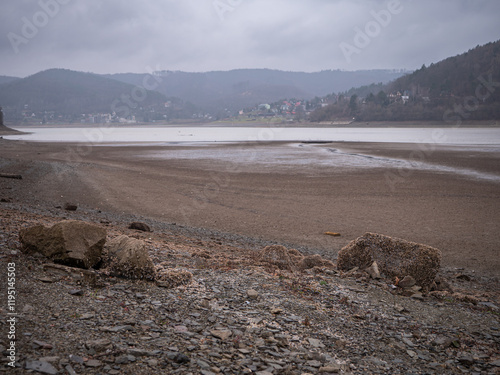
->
xmin=1 ymin=0 xmax=499 ymax=78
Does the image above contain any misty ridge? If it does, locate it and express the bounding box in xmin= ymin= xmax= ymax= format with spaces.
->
xmin=0 ymin=40 xmax=499 ymax=125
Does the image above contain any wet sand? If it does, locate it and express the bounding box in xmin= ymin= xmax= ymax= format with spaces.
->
xmin=1 ymin=139 xmax=499 ymax=277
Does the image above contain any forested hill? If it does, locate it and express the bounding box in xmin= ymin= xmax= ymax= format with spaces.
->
xmin=0 ymin=69 xmax=203 ymax=124
xmin=0 ymin=68 xmax=168 ymax=113
xmin=388 ymin=40 xmax=500 ymax=99
xmin=311 ymin=40 xmax=500 ymax=122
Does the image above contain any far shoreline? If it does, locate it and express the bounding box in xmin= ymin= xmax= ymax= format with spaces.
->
xmin=5 ymin=119 xmax=500 ymax=129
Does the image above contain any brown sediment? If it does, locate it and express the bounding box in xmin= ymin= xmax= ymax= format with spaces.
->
xmin=0 ymin=138 xmax=499 ymax=277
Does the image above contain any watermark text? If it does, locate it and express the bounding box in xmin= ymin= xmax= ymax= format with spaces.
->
xmin=6 ymin=262 xmax=17 ymax=367
xmin=7 ymin=0 xmax=72 ymax=54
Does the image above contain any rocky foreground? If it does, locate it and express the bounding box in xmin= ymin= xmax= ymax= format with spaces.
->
xmin=0 ymin=204 xmax=499 ymax=375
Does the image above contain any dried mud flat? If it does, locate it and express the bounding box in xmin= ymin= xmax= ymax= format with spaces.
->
xmin=0 ymin=205 xmax=499 ymax=375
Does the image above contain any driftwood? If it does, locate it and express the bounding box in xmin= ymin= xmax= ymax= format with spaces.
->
xmin=0 ymin=173 xmax=22 ymax=180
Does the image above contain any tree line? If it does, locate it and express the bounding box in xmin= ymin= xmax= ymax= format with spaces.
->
xmin=310 ymin=40 xmax=500 ymax=122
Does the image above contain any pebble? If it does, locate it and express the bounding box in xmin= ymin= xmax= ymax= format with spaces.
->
xmin=65 ymin=364 xmax=78 ymax=375
xmin=247 ymin=289 xmax=259 ymax=300
xmin=115 ymin=355 xmax=131 ymax=364
xmin=407 ymin=350 xmax=417 ymax=358
xmin=457 ymin=353 xmax=475 ymax=366
xmin=306 ymin=359 xmax=322 ymax=368
xmin=85 ymin=359 xmax=102 ymax=367
xmin=33 ymin=340 xmax=53 ymax=349
xmin=38 ymin=356 xmax=59 ymax=363
xmin=402 ymin=337 xmax=415 ymax=347
xmin=270 ymin=307 xmax=283 ymax=314
xmin=319 ymin=364 xmax=341 ymax=373
xmin=398 ymin=275 xmax=416 ymax=289
xmin=86 ymin=338 xmax=111 ymax=352
xmin=308 ymin=338 xmax=324 ymax=348
xmin=173 ymin=353 xmax=190 ymax=364
xmin=411 ymin=292 xmax=424 ymax=300
xmin=37 ymin=276 xmax=55 ymax=283
xmin=210 ymin=329 xmax=232 ymax=340
xmin=69 ymin=354 xmax=84 ymax=364
xmin=25 ymin=360 xmax=58 ymax=375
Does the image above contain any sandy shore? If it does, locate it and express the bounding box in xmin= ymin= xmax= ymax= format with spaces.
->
xmin=1 ymin=138 xmax=499 ymax=277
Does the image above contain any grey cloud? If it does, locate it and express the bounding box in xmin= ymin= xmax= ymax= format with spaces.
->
xmin=1 ymin=0 xmax=499 ymax=77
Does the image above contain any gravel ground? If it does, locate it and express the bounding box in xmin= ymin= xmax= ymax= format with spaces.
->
xmin=0 ymin=204 xmax=499 ymax=375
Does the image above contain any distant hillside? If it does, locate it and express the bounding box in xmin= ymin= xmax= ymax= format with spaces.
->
xmin=388 ymin=41 xmax=500 ymax=99
xmin=311 ymin=40 xmax=500 ymax=122
xmin=106 ymin=69 xmax=406 ymax=112
xmin=0 ymin=76 xmax=20 ymax=85
xmin=0 ymin=69 xmax=195 ymax=124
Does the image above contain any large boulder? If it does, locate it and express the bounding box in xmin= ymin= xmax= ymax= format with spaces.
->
xmin=255 ymin=245 xmax=303 ymax=271
xmin=255 ymin=245 xmax=334 ymax=272
xmin=104 ymin=235 xmax=155 ymax=280
xmin=19 ymin=220 xmax=106 ymax=269
xmin=337 ymin=233 xmax=441 ymax=290
xmin=155 ymin=264 xmax=193 ymax=289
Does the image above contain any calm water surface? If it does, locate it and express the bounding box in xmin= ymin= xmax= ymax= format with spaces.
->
xmin=7 ymin=126 xmax=500 ymax=145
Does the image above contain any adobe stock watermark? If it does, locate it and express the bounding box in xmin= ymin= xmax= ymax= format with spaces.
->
xmin=384 ymin=129 xmax=447 ymax=192
xmin=339 ymin=0 xmax=403 ymax=63
xmin=384 ymin=72 xmax=499 ymax=192
xmin=7 ymin=0 xmax=72 ymax=55
xmin=443 ymin=73 xmax=500 ymax=126
xmin=6 ymin=262 xmax=17 ymax=368
xmin=213 ymin=0 xmax=244 ymax=21
xmin=178 ymin=126 xmax=284 ymax=226
xmin=110 ymin=67 xmax=164 ymax=120
xmin=55 ymin=66 xmax=165 ymax=180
